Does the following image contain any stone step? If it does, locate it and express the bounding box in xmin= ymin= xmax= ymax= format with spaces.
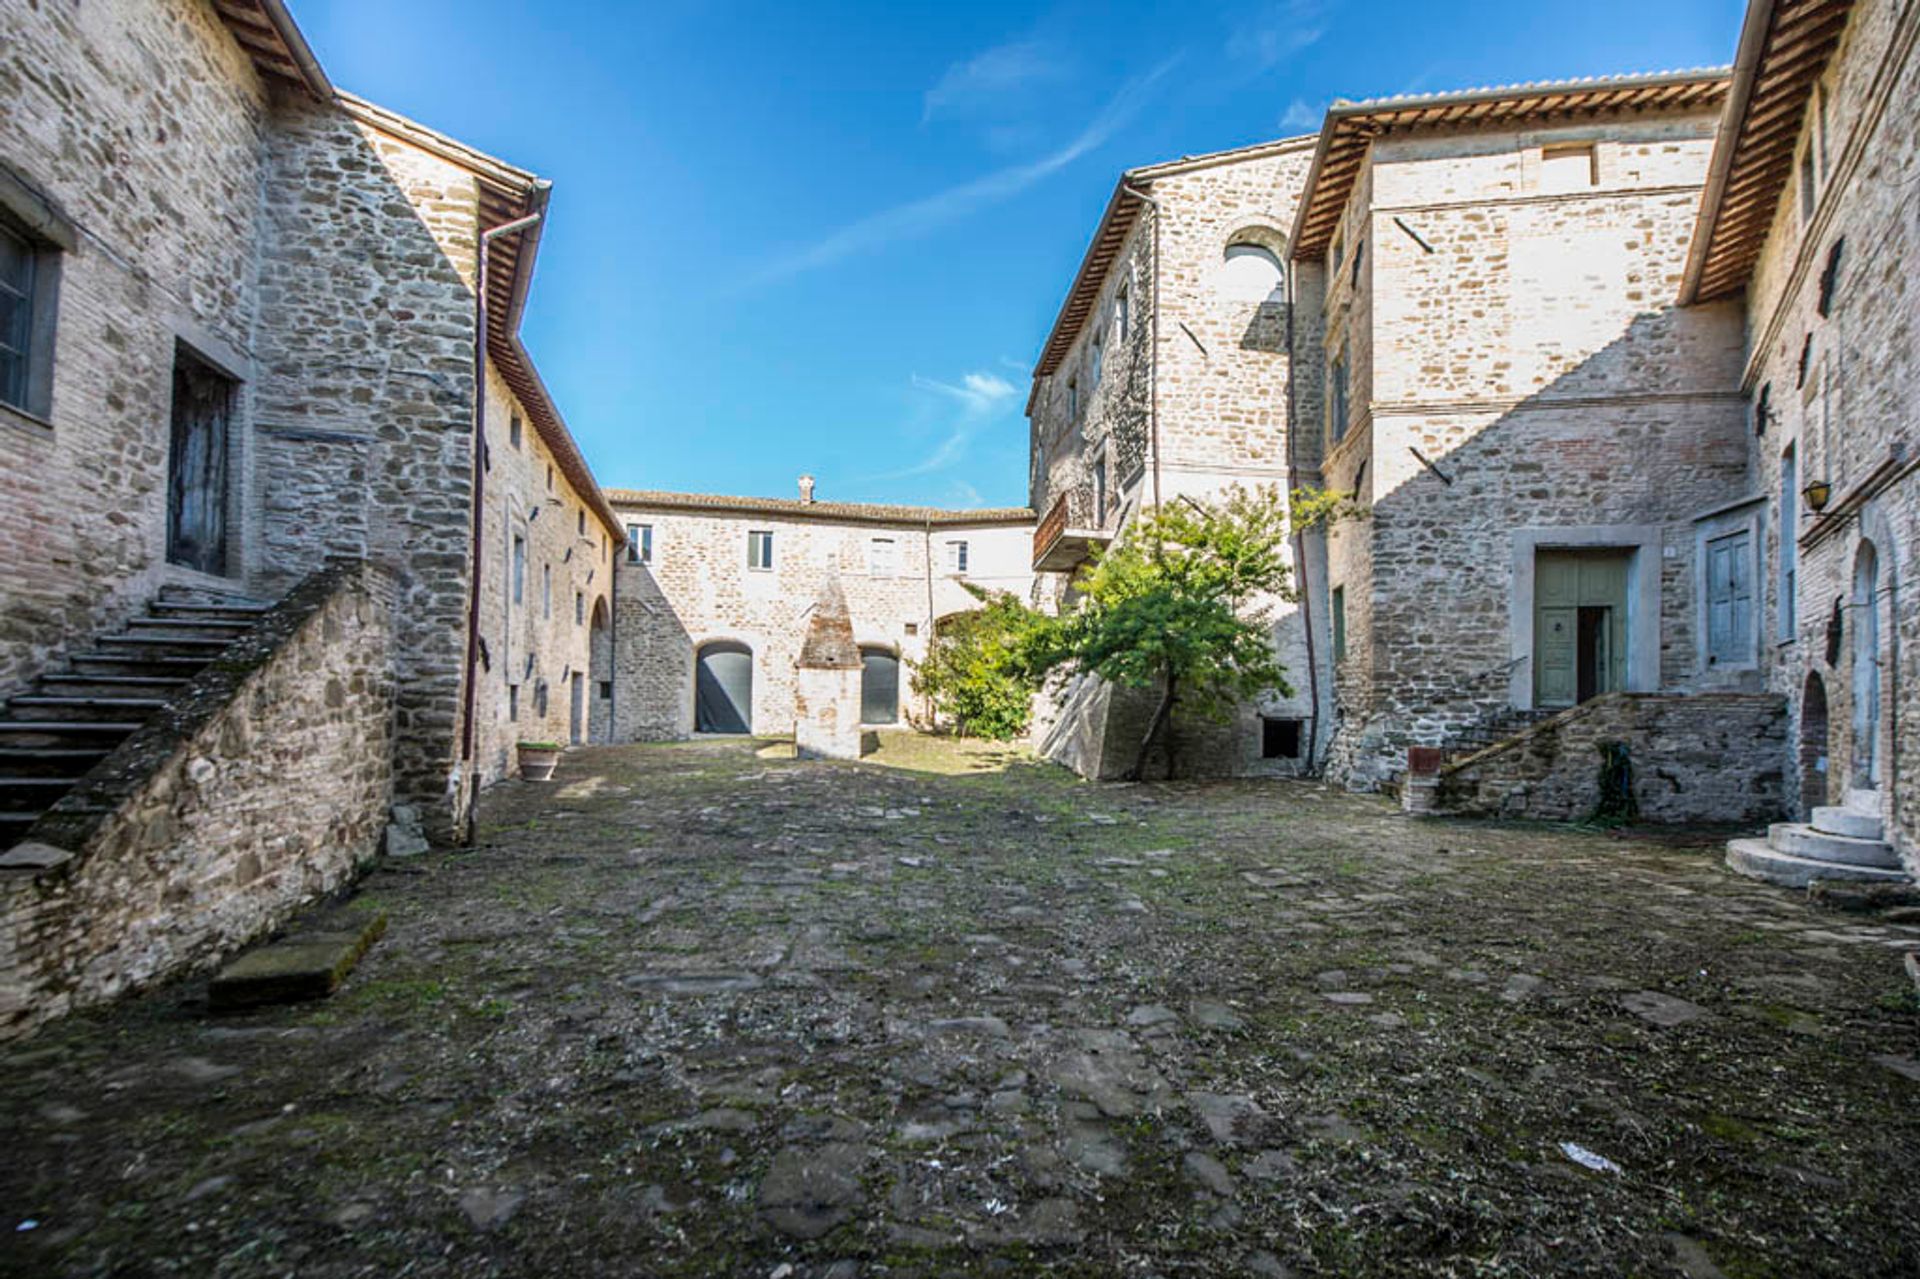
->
xmin=1845 ymin=788 xmax=1882 ymax=816
xmin=148 ymin=601 xmax=270 ymax=622
xmin=1766 ymin=823 xmax=1903 ymax=869
xmin=208 ymin=911 xmax=388 ymax=1010
xmin=155 ymin=584 xmax=272 ymax=609
xmin=123 ymin=616 xmax=254 ymax=639
xmin=0 ymin=747 xmax=113 ymax=777
xmin=0 ymin=777 xmax=73 ymax=812
xmin=1810 ymin=805 xmax=1884 ymax=841
xmin=40 ymin=673 xmax=192 ymax=700
xmin=0 ymin=810 xmax=42 ymax=838
xmin=6 ymin=694 xmax=169 ymax=722
xmin=95 ymin=633 xmax=233 ymax=660
xmin=67 ymin=652 xmax=209 ymax=678
xmin=0 ymin=722 xmax=141 ymax=750
xmin=1728 ymin=838 xmax=1912 ymax=889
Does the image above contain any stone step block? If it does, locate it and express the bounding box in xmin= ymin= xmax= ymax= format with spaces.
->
xmin=208 ymin=912 xmax=388 ymax=1010
xmin=1726 ymin=839 xmax=1912 ymax=889
xmin=1767 ymin=823 xmax=1902 ymax=869
xmin=1810 ymin=805 xmax=1884 ymax=841
xmin=1846 ymin=788 xmax=1883 ymax=815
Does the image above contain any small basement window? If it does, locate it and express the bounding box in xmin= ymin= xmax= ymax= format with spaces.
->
xmin=1261 ymin=717 xmax=1303 ymax=760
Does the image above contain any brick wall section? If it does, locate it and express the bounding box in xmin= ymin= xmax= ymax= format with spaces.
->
xmin=0 ymin=560 xmax=395 ymax=1039
xmin=1734 ymin=0 xmax=1920 ymax=868
xmin=1317 ymin=115 xmax=1753 ymax=788
xmin=611 ymin=497 xmax=1033 ymax=740
xmin=1432 ymin=691 xmax=1787 ymax=824
xmin=1026 ymin=141 xmax=1332 ymax=778
xmin=0 ymin=0 xmax=269 ymax=696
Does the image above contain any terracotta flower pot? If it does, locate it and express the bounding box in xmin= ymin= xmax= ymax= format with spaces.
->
xmin=517 ymin=742 xmax=561 ymax=782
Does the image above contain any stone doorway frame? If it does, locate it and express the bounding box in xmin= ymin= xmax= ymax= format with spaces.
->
xmin=1508 ymin=525 xmax=1662 ymax=712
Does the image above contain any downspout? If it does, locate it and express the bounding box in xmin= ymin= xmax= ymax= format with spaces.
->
xmin=924 ymin=514 xmax=936 ymax=724
xmin=1120 ymin=183 xmax=1161 ymax=507
xmin=459 ymin=211 xmax=544 ymax=830
xmin=1284 ymin=253 xmax=1323 ymax=773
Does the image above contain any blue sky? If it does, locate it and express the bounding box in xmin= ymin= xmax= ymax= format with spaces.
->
xmin=291 ymin=0 xmax=1744 ymax=510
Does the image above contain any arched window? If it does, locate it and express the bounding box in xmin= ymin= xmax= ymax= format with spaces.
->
xmin=1216 ymin=242 xmax=1285 ymax=304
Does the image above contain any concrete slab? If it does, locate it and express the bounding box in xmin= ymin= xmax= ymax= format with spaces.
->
xmin=208 ymin=913 xmax=387 ymax=1010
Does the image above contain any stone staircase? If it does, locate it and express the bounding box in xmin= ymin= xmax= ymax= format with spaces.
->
xmin=0 ymin=586 xmax=270 ymax=849
xmin=1443 ymin=706 xmax=1557 ymax=763
xmin=1726 ymin=789 xmax=1912 ymax=888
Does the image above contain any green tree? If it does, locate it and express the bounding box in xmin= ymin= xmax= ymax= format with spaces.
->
xmin=1062 ymin=484 xmax=1300 ymax=780
xmin=910 ymin=586 xmax=1062 ymax=741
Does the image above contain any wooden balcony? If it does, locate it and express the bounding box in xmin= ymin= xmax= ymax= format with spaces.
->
xmin=1032 ymin=487 xmax=1111 ymax=572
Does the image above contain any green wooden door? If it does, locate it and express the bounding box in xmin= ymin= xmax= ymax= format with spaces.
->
xmin=1534 ymin=550 xmax=1630 ymax=707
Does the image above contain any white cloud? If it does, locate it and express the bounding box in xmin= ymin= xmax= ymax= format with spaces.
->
xmin=1278 ymin=98 xmax=1322 ymax=132
xmin=911 ymin=370 xmax=1018 ymax=415
xmin=946 ymin=480 xmax=987 ymax=509
xmin=1228 ymin=1 xmax=1334 ymax=70
xmin=924 ymin=41 xmax=1062 ymax=122
xmin=738 ymin=57 xmax=1179 ymax=291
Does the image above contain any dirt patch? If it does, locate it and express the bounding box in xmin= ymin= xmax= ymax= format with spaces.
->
xmin=3 ymin=737 xmax=1918 ymax=1276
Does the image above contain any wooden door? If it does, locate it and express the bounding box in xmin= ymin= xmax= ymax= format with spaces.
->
xmin=1535 ymin=550 xmax=1630 ymax=707
xmin=1705 ymin=530 xmax=1754 ymax=667
xmin=167 ymin=352 xmax=233 ymax=574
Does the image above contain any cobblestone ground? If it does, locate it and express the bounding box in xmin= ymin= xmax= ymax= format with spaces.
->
xmin=5 ymin=735 xmax=1920 ymax=1278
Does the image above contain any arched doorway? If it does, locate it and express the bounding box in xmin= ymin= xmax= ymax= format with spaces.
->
xmin=1851 ymin=542 xmax=1881 ymax=789
xmin=1800 ymin=672 xmax=1829 ymax=815
xmin=695 ymin=641 xmax=753 ymax=734
xmin=589 ymin=597 xmax=612 ymax=743
xmin=860 ymin=646 xmax=899 ymax=726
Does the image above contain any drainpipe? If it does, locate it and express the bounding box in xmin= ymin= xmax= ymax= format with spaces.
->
xmin=1283 ymin=251 xmax=1323 ymax=773
xmin=459 ymin=211 xmax=544 ymax=827
xmin=1120 ymin=183 xmax=1161 ymax=508
xmin=923 ymin=513 xmax=936 ymax=724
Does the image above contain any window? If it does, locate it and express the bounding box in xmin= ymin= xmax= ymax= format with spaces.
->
xmin=1067 ymin=374 xmax=1079 ymax=419
xmin=626 ymin=522 xmax=653 ymax=565
xmin=575 ymin=591 xmax=584 ymax=626
xmin=512 ymin=533 xmax=526 ymax=605
xmin=0 ymin=211 xmax=62 ymax=421
xmin=1090 ymin=328 xmax=1105 ymax=389
xmin=1261 ymin=717 xmax=1303 ymax=760
xmin=534 ymin=680 xmax=549 ymax=718
xmin=1092 ymin=453 xmax=1108 ymax=523
xmin=747 ymin=529 xmax=774 ymax=570
xmin=1781 ymin=444 xmax=1798 ymax=638
xmin=1540 ymin=142 xmax=1598 ymax=192
xmin=1799 ymin=146 xmax=1818 ymax=224
xmin=1328 ymin=350 xmax=1350 ymax=442
xmin=1753 ymin=382 xmax=1772 ymax=437
xmin=1817 ymin=238 xmax=1844 ymax=317
xmin=577 ymin=510 xmax=586 ymax=536
xmin=542 ymin=563 xmax=552 ymax=618
xmin=1115 ymin=284 xmax=1130 ymax=344
xmin=545 ymin=464 xmax=554 ymax=493
xmin=945 ymin=540 xmax=969 ymax=574
xmin=508 ymin=684 xmax=520 ymax=721
xmin=509 ymin=414 xmax=523 ymax=450
xmin=1331 ymin=585 xmax=1347 ymax=662
xmin=1350 ymin=238 xmax=1364 ymax=289
xmin=868 ymin=536 xmax=898 ymax=577
xmin=1330 ymin=229 xmax=1345 ymax=274
xmin=1218 ymin=242 xmax=1285 ymax=304
xmin=1797 ymin=334 xmax=1813 ymax=389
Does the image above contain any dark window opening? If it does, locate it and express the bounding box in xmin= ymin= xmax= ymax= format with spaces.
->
xmin=508 ymin=684 xmax=520 ymax=721
xmin=1817 ymin=237 xmax=1844 ymax=317
xmin=599 ymin=681 xmax=612 ymax=700
xmin=1797 ymin=333 xmax=1813 ymax=388
xmin=1753 ymin=382 xmax=1771 ymax=436
xmin=1262 ymin=717 xmax=1303 ymax=759
xmin=509 ymin=414 xmax=522 ymax=449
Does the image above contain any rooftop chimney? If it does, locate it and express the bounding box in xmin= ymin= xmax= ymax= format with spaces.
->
xmin=798 ymin=474 xmax=816 ymax=504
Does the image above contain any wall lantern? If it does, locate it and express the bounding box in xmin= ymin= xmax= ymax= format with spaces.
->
xmin=1802 ymin=479 xmax=1833 ymax=512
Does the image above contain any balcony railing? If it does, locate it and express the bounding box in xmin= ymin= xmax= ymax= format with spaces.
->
xmin=1032 ymin=486 xmax=1109 ymax=572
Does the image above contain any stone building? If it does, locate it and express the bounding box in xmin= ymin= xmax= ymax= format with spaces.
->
xmin=1286 ymin=72 xmax=1773 ymax=793
xmin=1025 ymin=139 xmax=1332 ymax=779
xmin=1684 ymin=0 xmax=1920 ymax=878
xmin=0 ymin=0 xmax=617 ymax=1030
xmin=609 ymin=484 xmax=1032 ymax=741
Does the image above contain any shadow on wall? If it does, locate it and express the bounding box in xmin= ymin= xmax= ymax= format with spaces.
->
xmin=1330 ymin=302 xmax=1751 ymax=781
xmin=611 ymin=556 xmax=693 ymax=741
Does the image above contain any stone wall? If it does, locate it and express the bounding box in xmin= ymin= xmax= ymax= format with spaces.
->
xmin=1318 ymin=113 xmax=1752 ymax=788
xmin=1026 ymin=140 xmax=1330 ymax=779
xmin=1736 ymin=0 xmax=1920 ymax=866
xmin=0 ymin=0 xmax=270 ymax=697
xmin=0 ymin=560 xmax=396 ymax=1039
xmin=470 ymin=363 xmax=613 ymax=784
xmin=1432 ymin=691 xmax=1787 ymax=825
xmin=611 ymin=496 xmax=1032 ymax=740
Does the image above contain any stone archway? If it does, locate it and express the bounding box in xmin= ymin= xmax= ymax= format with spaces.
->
xmin=695 ymin=640 xmax=754 ymax=734
xmin=588 ymin=597 xmax=612 ymax=743
xmin=1799 ymin=671 xmax=1830 ymax=815
xmin=1850 ymin=541 xmax=1881 ymax=790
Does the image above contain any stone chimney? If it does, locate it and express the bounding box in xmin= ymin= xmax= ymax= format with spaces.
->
xmin=798 ymin=474 xmax=816 ymax=504
xmin=794 ymin=574 xmax=864 ymax=761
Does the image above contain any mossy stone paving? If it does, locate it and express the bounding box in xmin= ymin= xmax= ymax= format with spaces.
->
xmin=3 ymin=734 xmax=1918 ymax=1277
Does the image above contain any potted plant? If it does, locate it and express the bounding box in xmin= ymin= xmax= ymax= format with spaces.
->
xmin=517 ymin=741 xmax=562 ymax=782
